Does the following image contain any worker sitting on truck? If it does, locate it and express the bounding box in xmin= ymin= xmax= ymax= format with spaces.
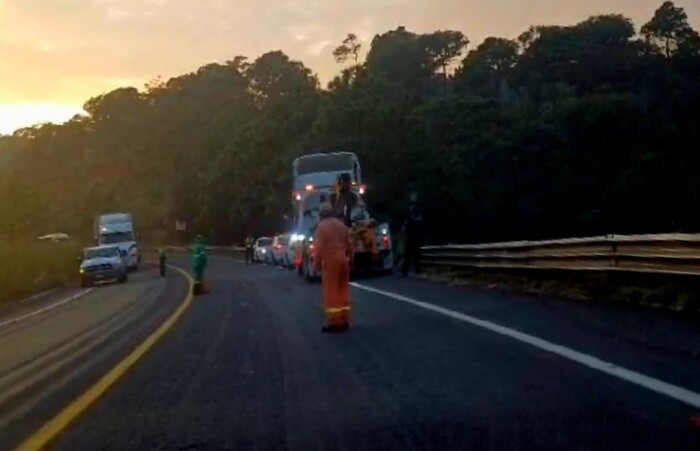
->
xmin=314 ymin=202 xmax=353 ymax=333
xmin=330 ymin=173 xmax=358 ymax=227
xmin=192 ymin=235 xmax=208 ymax=294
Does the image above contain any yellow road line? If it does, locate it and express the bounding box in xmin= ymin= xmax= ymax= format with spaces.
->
xmin=15 ymin=267 xmax=194 ymax=451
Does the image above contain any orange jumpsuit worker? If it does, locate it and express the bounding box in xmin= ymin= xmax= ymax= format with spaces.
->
xmin=314 ymin=202 xmax=353 ymax=333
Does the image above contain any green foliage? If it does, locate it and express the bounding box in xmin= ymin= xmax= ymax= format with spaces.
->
xmin=0 ymin=2 xmax=698 ymax=247
xmin=0 ymin=241 xmax=81 ymax=304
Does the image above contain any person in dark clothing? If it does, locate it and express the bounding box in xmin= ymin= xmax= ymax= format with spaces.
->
xmin=244 ymin=235 xmax=255 ymax=265
xmin=158 ymin=248 xmax=167 ymax=277
xmin=329 ymin=173 xmax=358 ymax=227
xmin=401 ymin=202 xmax=424 ymax=276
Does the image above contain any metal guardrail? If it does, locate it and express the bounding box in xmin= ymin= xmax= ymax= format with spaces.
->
xmin=420 ymin=233 xmax=700 ymax=277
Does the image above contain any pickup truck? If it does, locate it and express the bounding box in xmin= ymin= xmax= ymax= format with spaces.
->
xmin=79 ymin=245 xmax=128 ymax=287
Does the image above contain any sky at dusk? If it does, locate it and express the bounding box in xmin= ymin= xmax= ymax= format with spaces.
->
xmin=1 ymin=0 xmax=698 ymax=134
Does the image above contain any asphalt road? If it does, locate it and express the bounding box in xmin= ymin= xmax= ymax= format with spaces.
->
xmin=0 ymin=267 xmax=188 ymax=450
xmin=36 ymin=255 xmax=700 ymax=450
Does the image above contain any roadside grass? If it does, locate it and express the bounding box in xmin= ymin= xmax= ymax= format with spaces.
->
xmin=421 ymin=268 xmax=700 ymax=316
xmin=0 ymin=240 xmax=82 ymax=305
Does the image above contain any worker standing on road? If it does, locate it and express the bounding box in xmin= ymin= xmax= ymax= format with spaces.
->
xmin=192 ymin=235 xmax=208 ymax=294
xmin=244 ymin=234 xmax=255 ymax=265
xmin=401 ymin=198 xmax=424 ymax=277
xmin=314 ymin=202 xmax=353 ymax=333
xmin=158 ymin=248 xmax=167 ymax=277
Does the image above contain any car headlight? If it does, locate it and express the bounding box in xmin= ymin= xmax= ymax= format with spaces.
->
xmin=79 ymin=268 xmax=85 ymax=274
xmin=261 ymin=249 xmax=266 ymax=253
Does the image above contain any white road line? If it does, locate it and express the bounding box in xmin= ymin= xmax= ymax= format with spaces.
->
xmin=0 ymin=289 xmax=93 ymax=329
xmin=352 ymin=282 xmax=700 ymax=410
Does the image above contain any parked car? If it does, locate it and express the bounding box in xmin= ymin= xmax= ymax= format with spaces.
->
xmin=253 ymin=237 xmax=273 ymax=263
xmin=270 ymin=234 xmax=291 ymax=266
xmin=79 ymin=245 xmax=128 ymax=287
xmin=286 ymin=233 xmax=307 ymax=270
xmin=298 ymin=233 xmax=321 ymax=283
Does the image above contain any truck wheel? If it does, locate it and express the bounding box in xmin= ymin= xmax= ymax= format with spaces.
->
xmin=81 ymin=278 xmax=92 ymax=288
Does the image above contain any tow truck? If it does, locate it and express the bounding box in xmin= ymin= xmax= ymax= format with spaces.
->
xmin=290 ymin=152 xmax=393 ymax=282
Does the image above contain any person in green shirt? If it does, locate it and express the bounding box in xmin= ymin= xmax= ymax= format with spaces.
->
xmin=192 ymin=235 xmax=208 ymax=294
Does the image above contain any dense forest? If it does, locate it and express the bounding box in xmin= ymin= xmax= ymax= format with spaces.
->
xmin=1 ymin=1 xmax=699 ymax=245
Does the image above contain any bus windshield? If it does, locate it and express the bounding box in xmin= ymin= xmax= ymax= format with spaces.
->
xmin=294 ymin=153 xmax=357 ymax=177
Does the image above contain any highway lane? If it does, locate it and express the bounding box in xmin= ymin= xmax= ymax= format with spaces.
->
xmin=0 ymin=268 xmax=188 ymax=450
xmin=51 ymin=256 xmax=700 ymax=450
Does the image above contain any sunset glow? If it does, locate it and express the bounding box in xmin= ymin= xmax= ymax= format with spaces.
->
xmin=0 ymin=104 xmax=83 ymax=135
xmin=1 ymin=0 xmax=698 ymax=135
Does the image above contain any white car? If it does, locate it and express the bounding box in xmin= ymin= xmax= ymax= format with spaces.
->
xmin=270 ymin=234 xmax=291 ymax=266
xmin=253 ymin=237 xmax=272 ymax=263
xmin=286 ymin=232 xmax=308 ymax=270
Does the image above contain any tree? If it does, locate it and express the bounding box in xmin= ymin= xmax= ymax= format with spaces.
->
xmin=456 ymin=37 xmax=518 ymax=98
xmin=2 ymin=3 xmax=700 ymax=245
xmin=332 ymin=33 xmax=362 ymax=64
xmin=420 ymin=30 xmax=469 ymax=77
xmin=641 ymin=1 xmax=699 ymax=58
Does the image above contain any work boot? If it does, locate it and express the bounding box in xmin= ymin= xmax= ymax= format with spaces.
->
xmin=321 ymin=324 xmax=350 ymax=334
xmin=321 ymin=324 xmax=344 ymax=334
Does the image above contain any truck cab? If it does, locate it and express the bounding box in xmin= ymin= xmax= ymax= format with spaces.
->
xmin=96 ymin=213 xmax=140 ymax=271
xmin=290 ymin=154 xmax=393 ymax=280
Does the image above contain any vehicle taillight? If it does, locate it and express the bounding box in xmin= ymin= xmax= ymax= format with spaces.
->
xmin=275 ymin=244 xmax=282 ymax=250
xmin=382 ymin=235 xmax=390 ymax=248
